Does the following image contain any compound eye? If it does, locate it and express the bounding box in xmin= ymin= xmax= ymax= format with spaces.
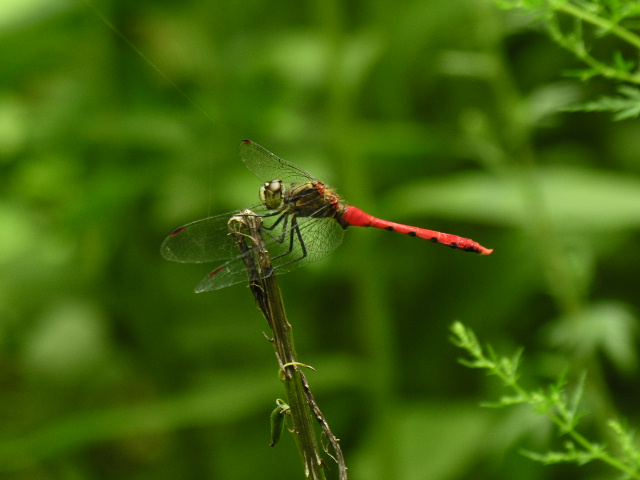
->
xmin=259 ymin=179 xmax=283 ymax=210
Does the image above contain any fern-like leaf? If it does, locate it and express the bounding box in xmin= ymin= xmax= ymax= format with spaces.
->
xmin=565 ymin=85 xmax=640 ymax=119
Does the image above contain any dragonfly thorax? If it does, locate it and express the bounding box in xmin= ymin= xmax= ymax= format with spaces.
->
xmin=260 ymin=179 xmax=284 ymax=210
xmin=285 ymin=181 xmax=347 ymax=223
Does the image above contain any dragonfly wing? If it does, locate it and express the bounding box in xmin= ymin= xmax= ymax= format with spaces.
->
xmin=240 ymin=140 xmax=317 ymax=185
xmin=194 ymin=257 xmax=252 ymax=292
xmin=161 ymin=206 xmax=265 ymax=263
xmin=194 ymin=214 xmax=344 ymax=291
xmin=266 ymin=216 xmax=345 ymax=275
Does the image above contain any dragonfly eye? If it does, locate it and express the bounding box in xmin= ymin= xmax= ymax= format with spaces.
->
xmin=259 ymin=179 xmax=283 ymax=210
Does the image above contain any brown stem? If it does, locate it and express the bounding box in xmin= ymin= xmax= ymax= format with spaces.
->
xmin=228 ymin=211 xmax=347 ymax=480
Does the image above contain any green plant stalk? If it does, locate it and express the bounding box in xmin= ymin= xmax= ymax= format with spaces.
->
xmin=552 ymin=0 xmax=640 ymax=51
xmin=229 ymin=212 xmax=328 ymax=480
xmin=497 ymin=369 xmax=633 ymax=475
xmin=543 ymin=0 xmax=640 ymax=83
xmin=547 ymin=15 xmax=640 ymax=83
xmin=318 ymin=1 xmax=400 ymax=477
xmin=262 ymin=274 xmax=326 ymax=480
xmin=451 ymin=322 xmax=640 ymax=479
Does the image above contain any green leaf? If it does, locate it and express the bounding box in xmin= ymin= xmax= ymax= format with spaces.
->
xmin=565 ymin=86 xmax=640 ymax=120
xmin=546 ymin=302 xmax=639 ymax=375
xmin=522 ymin=441 xmax=602 ymax=465
xmin=386 ymin=166 xmax=640 ymax=231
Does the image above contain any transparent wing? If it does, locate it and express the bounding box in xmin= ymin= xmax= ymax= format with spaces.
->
xmin=193 ymin=249 xmax=253 ymax=292
xmin=194 ymin=210 xmax=345 ymax=292
xmin=160 ymin=203 xmax=266 ymax=263
xmin=165 ymin=141 xmax=346 ymax=292
xmin=267 ymin=214 xmax=345 ymax=275
xmin=240 ymin=140 xmax=317 ymax=184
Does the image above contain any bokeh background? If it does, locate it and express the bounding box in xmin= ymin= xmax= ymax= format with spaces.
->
xmin=2 ymin=0 xmax=640 ymax=479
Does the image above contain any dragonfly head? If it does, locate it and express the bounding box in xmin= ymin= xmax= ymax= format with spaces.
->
xmin=260 ymin=179 xmax=283 ymax=210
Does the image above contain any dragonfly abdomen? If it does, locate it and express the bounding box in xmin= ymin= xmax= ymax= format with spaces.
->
xmin=341 ymin=206 xmax=493 ymax=255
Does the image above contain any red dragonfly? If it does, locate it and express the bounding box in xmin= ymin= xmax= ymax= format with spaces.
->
xmin=161 ymin=140 xmax=493 ymax=291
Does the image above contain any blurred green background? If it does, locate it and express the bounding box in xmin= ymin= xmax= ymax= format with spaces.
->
xmin=2 ymin=0 xmax=640 ymax=479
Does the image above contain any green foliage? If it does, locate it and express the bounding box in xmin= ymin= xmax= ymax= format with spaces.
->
xmin=269 ymin=400 xmax=290 ymax=448
xmin=497 ymin=0 xmax=640 ymax=116
xmin=451 ymin=322 xmax=640 ymax=479
xmin=1 ymin=0 xmax=640 ymax=479
xmin=565 ymin=85 xmax=640 ymax=119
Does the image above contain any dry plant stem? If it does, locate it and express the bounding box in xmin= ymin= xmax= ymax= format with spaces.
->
xmin=228 ymin=211 xmax=347 ymax=480
xmin=299 ymin=370 xmax=347 ymax=474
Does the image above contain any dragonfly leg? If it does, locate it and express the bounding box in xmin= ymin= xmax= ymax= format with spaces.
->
xmin=262 ymin=212 xmax=289 ymax=244
xmin=272 ymin=215 xmax=308 ymax=267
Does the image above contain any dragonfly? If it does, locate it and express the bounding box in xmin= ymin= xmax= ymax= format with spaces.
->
xmin=161 ymin=140 xmax=493 ymax=292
